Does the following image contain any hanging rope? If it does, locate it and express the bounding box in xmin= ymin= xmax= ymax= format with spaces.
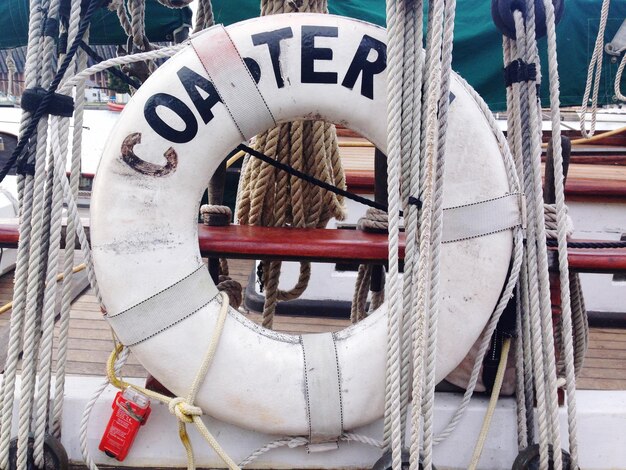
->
xmin=615 ymin=53 xmax=626 ymax=102
xmin=579 ymin=0 xmax=611 ymax=138
xmin=497 ymin=1 xmax=584 ymax=467
xmin=51 ymin=6 xmax=91 ymax=440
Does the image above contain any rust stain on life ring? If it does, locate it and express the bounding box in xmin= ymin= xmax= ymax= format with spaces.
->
xmin=121 ymin=132 xmax=178 ymax=177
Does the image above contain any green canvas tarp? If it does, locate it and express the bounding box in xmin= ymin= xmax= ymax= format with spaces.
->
xmin=0 ymin=0 xmax=192 ymax=49
xmin=211 ymin=0 xmax=626 ymax=111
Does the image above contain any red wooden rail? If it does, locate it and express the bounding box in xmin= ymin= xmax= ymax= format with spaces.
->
xmin=0 ymin=220 xmax=623 ymax=274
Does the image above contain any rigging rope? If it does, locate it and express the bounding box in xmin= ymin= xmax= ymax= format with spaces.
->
xmin=579 ymin=0 xmax=611 ymax=138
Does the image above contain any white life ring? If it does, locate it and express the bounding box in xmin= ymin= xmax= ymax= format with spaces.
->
xmin=91 ymin=13 xmax=520 ymax=437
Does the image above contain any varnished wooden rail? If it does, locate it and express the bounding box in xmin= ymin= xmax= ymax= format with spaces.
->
xmin=0 ymin=220 xmax=623 ymax=274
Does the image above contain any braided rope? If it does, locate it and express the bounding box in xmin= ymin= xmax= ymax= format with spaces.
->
xmin=509 ymin=5 xmax=564 ymax=468
xmin=615 ymin=53 xmax=626 ymax=102
xmin=381 ymin=1 xmax=405 ymax=468
xmin=33 ymin=114 xmax=66 ymax=466
xmin=511 ymin=11 xmax=553 ymax=470
xmin=110 ymin=0 xmax=133 ymax=37
xmin=399 ymin=1 xmax=422 ymax=446
xmin=525 ymin=3 xmax=563 ymax=467
xmin=514 ymin=294 xmax=529 ymax=450
xmin=16 ymin=3 xmax=61 ymax=468
xmin=51 ymin=0 xmax=89 ymax=440
xmin=193 ymin=0 xmax=215 ymax=33
xmin=579 ymin=0 xmax=611 ymax=138
xmin=0 ymin=0 xmax=47 ymax=459
xmin=60 ymin=43 xmax=188 ymax=94
xmin=421 ymin=1 xmax=455 ymax=467
xmin=543 ymin=0 xmax=580 ymax=463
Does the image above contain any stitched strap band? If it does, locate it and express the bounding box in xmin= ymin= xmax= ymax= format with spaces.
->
xmin=191 ymin=26 xmax=276 ymax=140
xmin=300 ymin=333 xmax=343 ymax=446
xmin=442 ymin=192 xmax=524 ymax=243
xmin=106 ymin=265 xmax=218 ymax=346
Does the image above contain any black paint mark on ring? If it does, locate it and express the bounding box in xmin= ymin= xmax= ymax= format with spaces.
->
xmin=121 ymin=132 xmax=178 ymax=177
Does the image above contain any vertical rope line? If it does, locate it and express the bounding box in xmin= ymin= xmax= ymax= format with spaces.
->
xmin=421 ymin=0 xmax=455 ymax=466
xmin=505 ymin=34 xmax=536 ymax=448
xmin=33 ymin=115 xmax=66 ymax=467
xmin=579 ymin=0 xmax=610 ymax=138
xmin=615 ymin=53 xmax=626 ymax=101
xmin=382 ymin=1 xmax=406 ymax=468
xmin=405 ymin=5 xmax=426 ymax=467
xmin=513 ymin=10 xmax=551 ymax=470
xmin=514 ymin=291 xmax=529 ymax=450
xmin=426 ymin=73 xmax=522 ymax=447
xmin=542 ymin=0 xmax=578 ymax=465
xmin=51 ymin=16 xmax=89 ymax=438
xmin=16 ymin=1 xmax=60 ymax=468
xmin=399 ymin=0 xmax=418 ymax=437
xmin=523 ymin=2 xmax=562 ymax=466
xmin=0 ymin=0 xmax=46 ymax=459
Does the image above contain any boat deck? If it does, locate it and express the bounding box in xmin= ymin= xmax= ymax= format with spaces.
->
xmin=0 ymin=259 xmax=623 ymax=390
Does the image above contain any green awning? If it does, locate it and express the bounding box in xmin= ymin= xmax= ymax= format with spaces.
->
xmin=0 ymin=0 xmax=192 ymax=49
xmin=212 ymin=0 xmax=626 ymax=111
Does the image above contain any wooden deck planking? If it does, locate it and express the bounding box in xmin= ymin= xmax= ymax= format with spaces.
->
xmin=0 ymin=258 xmax=624 ymax=390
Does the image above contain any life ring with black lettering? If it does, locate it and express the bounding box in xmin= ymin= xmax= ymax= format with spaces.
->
xmin=91 ymin=13 xmax=522 ymax=438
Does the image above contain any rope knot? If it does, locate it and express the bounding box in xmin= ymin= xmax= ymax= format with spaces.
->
xmin=544 ymin=203 xmax=574 ymax=239
xmin=200 ymin=204 xmax=232 ymax=226
xmin=357 ymin=207 xmax=388 ymax=233
xmin=168 ymin=397 xmax=203 ymax=423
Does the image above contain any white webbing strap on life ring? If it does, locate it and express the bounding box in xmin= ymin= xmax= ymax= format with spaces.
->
xmin=92 ymin=13 xmax=520 ymax=439
xmin=106 ymin=265 xmax=218 ymax=346
xmin=191 ymin=25 xmax=276 ymax=140
xmin=300 ymin=333 xmax=343 ymax=449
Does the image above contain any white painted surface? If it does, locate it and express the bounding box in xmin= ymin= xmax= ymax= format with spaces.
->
xmin=2 ymin=377 xmax=620 ymax=469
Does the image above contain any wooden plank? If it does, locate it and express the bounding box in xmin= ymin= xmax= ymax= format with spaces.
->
xmin=579 ymin=357 xmax=626 ymax=370
xmin=64 ymin=361 xmax=146 ymax=377
xmin=0 ymin=269 xmax=90 ymax=371
xmin=584 ymin=349 xmax=626 ymax=360
xmin=66 ymin=337 xmax=122 ymax=352
xmin=590 ymin=327 xmax=626 ymax=335
xmin=583 ymin=331 xmax=626 ymax=342
xmin=577 ymin=377 xmax=626 ymax=390
xmin=587 ymin=340 xmax=626 ymax=351
xmin=67 ymin=328 xmax=114 ymax=341
xmin=578 ymin=367 xmax=626 ymax=380
xmin=56 ymin=348 xmax=143 ymax=366
xmin=70 ymin=318 xmax=118 ymax=330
